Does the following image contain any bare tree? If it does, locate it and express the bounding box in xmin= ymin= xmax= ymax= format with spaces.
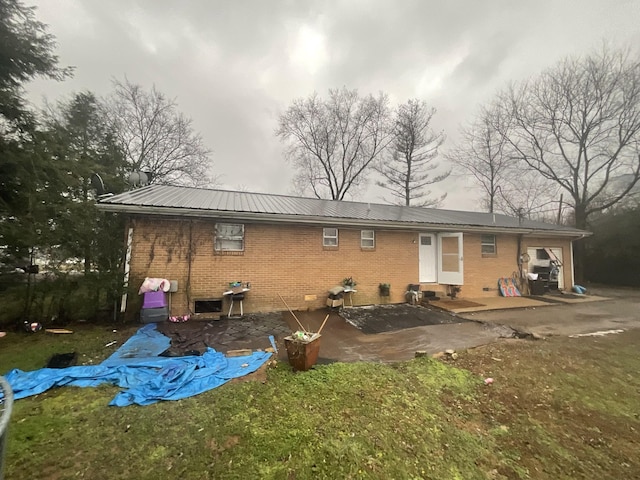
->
xmin=276 ymin=87 xmax=391 ymax=200
xmin=375 ymin=99 xmax=448 ymax=207
xmin=447 ymin=104 xmax=513 ymax=213
xmin=493 ymin=46 xmax=640 ymax=280
xmin=448 ymin=103 xmax=561 ymax=218
xmin=493 ymin=172 xmax=561 ymax=220
xmin=105 ymin=78 xmax=214 ymax=186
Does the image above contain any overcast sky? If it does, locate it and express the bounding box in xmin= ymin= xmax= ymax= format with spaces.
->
xmin=26 ymin=0 xmax=640 ymax=211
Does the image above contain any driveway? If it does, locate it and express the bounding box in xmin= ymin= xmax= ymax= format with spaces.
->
xmin=158 ymin=286 xmax=640 ymax=365
xmin=279 ymin=287 xmax=640 ymax=363
xmin=461 ymin=286 xmax=640 ymax=337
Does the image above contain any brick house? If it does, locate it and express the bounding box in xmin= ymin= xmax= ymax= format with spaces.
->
xmin=98 ymin=185 xmax=589 ymax=318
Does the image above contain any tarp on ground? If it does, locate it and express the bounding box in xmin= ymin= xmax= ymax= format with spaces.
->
xmin=2 ymin=324 xmax=271 ymax=407
xmin=101 ymin=323 xmax=171 ymax=366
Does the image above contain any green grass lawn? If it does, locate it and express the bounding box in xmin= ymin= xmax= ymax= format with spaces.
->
xmin=1 ymin=326 xmax=639 ymax=479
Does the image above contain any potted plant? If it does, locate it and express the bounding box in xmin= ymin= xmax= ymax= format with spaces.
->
xmin=342 ymin=277 xmax=357 ymax=289
xmin=379 ymin=283 xmax=391 ymax=296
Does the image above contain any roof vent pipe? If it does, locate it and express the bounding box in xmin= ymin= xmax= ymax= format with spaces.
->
xmin=492 ymin=213 xmax=495 ymax=224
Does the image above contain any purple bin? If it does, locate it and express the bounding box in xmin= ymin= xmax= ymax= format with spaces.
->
xmin=142 ymin=291 xmax=167 ymax=309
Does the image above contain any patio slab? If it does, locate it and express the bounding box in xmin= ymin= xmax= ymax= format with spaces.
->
xmin=464 ymin=289 xmax=638 ymax=338
xmin=533 ymin=294 xmax=610 ymax=305
xmin=428 ymin=296 xmax=553 ymax=313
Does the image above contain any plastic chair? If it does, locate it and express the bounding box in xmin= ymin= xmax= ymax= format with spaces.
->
xmin=406 ymin=284 xmax=421 ymax=304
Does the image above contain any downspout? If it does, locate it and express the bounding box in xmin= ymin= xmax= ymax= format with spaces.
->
xmin=517 ymin=233 xmax=524 ymax=293
xmin=120 ymin=222 xmax=134 ymax=314
xmin=186 ymin=220 xmax=194 ymax=315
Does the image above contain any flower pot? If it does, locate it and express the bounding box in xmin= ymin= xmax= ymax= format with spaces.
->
xmin=284 ymin=334 xmax=321 ymax=371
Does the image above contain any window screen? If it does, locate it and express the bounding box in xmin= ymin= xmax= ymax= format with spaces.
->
xmin=323 ymin=228 xmax=338 ymax=247
xmin=215 ymin=223 xmax=244 ymax=251
xmin=361 ymin=230 xmax=375 ymax=248
xmin=481 ymin=234 xmax=496 ymax=254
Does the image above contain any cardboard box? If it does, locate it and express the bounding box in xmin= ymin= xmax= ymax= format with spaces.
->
xmin=326 ymin=298 xmax=343 ymax=308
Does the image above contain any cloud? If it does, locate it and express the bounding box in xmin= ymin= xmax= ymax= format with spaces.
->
xmin=26 ymin=0 xmax=640 ymax=211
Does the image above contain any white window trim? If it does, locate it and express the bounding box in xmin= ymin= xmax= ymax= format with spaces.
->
xmin=361 ymin=229 xmax=375 ymax=248
xmin=323 ymin=228 xmax=338 ymax=247
xmin=215 ymin=223 xmax=245 ymax=252
xmin=481 ymin=234 xmax=496 ymax=254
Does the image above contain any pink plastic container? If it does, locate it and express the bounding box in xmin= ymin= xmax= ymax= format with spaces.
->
xmin=142 ymin=291 xmax=167 ymax=309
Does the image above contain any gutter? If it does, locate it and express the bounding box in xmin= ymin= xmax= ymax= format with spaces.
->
xmin=97 ymin=203 xmax=590 ymax=238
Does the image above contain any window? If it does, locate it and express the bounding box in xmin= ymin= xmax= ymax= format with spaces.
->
xmin=215 ymin=223 xmax=244 ymax=251
xmin=536 ymin=248 xmax=550 ymax=260
xmin=481 ymin=234 xmax=496 ymax=254
xmin=361 ymin=230 xmax=375 ymax=248
xmin=323 ymin=228 xmax=338 ymax=247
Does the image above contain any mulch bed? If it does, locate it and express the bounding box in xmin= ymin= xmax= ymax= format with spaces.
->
xmin=156 ymin=312 xmax=291 ymax=355
xmin=340 ymin=304 xmax=470 ymax=335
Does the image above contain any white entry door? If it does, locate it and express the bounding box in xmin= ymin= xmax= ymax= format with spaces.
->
xmin=438 ymin=233 xmax=464 ymax=285
xmin=418 ymin=234 xmax=437 ymax=282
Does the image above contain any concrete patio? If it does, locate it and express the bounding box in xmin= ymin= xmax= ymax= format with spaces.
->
xmin=427 ymin=293 xmax=610 ymax=313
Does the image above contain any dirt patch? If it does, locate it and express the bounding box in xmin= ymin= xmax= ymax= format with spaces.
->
xmin=157 ymin=312 xmax=291 ymax=355
xmin=208 ymin=435 xmax=241 ymax=456
xmin=339 ymin=303 xmax=470 ymax=334
xmin=227 ymin=358 xmax=275 ymax=383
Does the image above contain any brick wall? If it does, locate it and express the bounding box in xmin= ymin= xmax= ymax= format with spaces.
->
xmin=124 ymin=216 xmax=575 ymax=316
xmin=127 ymin=217 xmax=421 ymax=316
xmin=462 ymin=233 xmax=520 ymax=297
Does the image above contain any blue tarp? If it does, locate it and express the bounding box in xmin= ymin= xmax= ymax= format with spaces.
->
xmin=102 ymin=323 xmax=171 ymax=366
xmin=3 ymin=324 xmax=271 ymax=407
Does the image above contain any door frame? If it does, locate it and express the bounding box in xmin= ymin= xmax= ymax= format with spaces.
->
xmin=437 ymin=232 xmax=464 ymax=285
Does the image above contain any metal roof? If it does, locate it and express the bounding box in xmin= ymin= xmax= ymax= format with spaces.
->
xmin=97 ymin=184 xmax=589 ymax=237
